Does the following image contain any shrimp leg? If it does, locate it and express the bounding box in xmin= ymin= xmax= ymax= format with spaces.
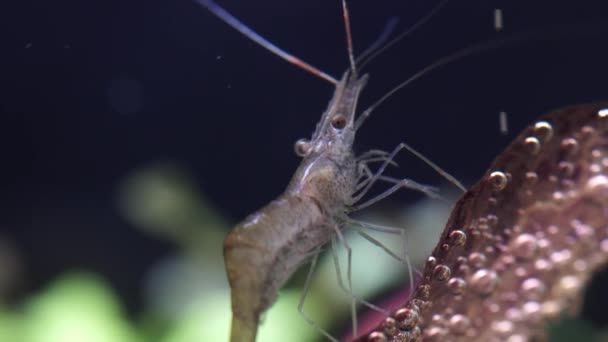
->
xmin=298 ymin=247 xmax=337 ymax=342
xmin=330 ymin=238 xmax=389 ymax=314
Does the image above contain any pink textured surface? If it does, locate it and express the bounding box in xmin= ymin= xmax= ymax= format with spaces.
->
xmin=358 ymin=103 xmax=608 ymax=342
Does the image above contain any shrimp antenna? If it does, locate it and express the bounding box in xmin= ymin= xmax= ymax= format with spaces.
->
xmin=341 ymin=0 xmax=358 ymax=76
xmin=195 ymin=0 xmax=338 ymax=85
xmin=356 ymin=17 xmax=400 ymax=67
xmin=357 ymin=0 xmax=450 ymax=70
xmin=356 ymin=29 xmax=548 ymax=129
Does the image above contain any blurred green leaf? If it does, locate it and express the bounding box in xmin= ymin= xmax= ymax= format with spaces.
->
xmin=118 ymin=164 xmax=229 ymax=252
xmin=22 ymin=272 xmax=140 ymax=342
xmin=0 ymin=310 xmax=22 ymax=342
xmin=160 ymin=289 xmax=231 ymax=342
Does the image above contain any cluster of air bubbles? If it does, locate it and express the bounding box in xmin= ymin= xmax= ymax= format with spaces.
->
xmin=365 ymin=106 xmax=608 ymax=341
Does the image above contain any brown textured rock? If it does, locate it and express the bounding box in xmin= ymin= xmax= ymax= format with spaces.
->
xmin=358 ymin=103 xmax=608 ymax=342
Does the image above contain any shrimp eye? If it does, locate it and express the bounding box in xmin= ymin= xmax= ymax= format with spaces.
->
xmin=331 ymin=114 xmax=347 ymax=129
xmin=294 ymin=138 xmax=311 ymax=157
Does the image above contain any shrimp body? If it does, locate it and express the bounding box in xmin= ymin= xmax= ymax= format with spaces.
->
xmin=224 ymin=194 xmax=332 ymax=341
xmin=224 ymin=73 xmax=368 ymax=342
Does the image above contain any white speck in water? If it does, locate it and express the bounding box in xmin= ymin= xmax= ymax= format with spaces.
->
xmin=499 ymin=111 xmax=508 ymax=134
xmin=494 ymin=9 xmax=504 ymax=31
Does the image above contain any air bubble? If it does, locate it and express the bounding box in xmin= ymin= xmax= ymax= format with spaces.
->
xmin=561 ymin=138 xmax=579 ymax=155
xmin=499 ymin=254 xmax=515 ymax=267
xmin=488 ymin=302 xmax=501 ymax=313
xmin=552 ymin=191 xmax=565 ymax=201
xmin=395 ymin=307 xmax=419 ymax=329
xmin=294 ymin=139 xmax=311 ymax=157
xmin=547 ymin=225 xmax=559 ymax=235
xmin=381 ymin=317 xmax=398 ymax=336
xmin=507 ymin=334 xmax=528 ymax=342
xmin=492 ymin=320 xmax=514 ymax=335
xmin=523 ymin=136 xmax=541 ymax=154
xmin=572 ymin=220 xmax=594 ymax=240
xmin=586 ymin=148 xmax=601 ymax=163
xmin=448 ymin=314 xmax=470 ymax=335
xmin=592 ymin=149 xmax=602 ymax=158
xmin=505 ymin=308 xmax=523 ymax=321
xmin=550 ymin=249 xmax=572 ymax=265
xmin=542 ymin=300 xmax=561 ymax=317
xmin=521 ymin=278 xmax=546 ymax=299
xmin=534 ymin=258 xmax=552 ymax=272
xmin=587 ymin=175 xmax=608 ymax=190
xmin=522 ymin=301 xmax=542 ymax=322
xmin=514 ymin=266 xmax=528 ymax=278
xmin=489 ymin=171 xmax=508 ymax=190
xmin=426 ymin=256 xmax=437 ymax=269
xmin=533 ymin=121 xmax=553 ymax=142
xmin=524 ymin=171 xmax=538 ymax=185
xmin=511 ymin=234 xmax=538 ymax=260
xmin=447 ymin=277 xmax=467 ymax=295
xmin=433 ymin=265 xmax=452 ymax=282
xmin=470 ymin=269 xmax=499 ymax=295
xmin=558 ymin=275 xmax=581 ymax=294
xmin=423 ymin=326 xmax=446 ymax=340
xmin=469 ymin=252 xmax=487 ymax=268
xmin=367 ymin=331 xmax=387 ymax=342
xmin=590 ymin=163 xmax=602 ymax=173
xmin=537 ymin=238 xmax=551 ymax=250
xmin=456 ymin=256 xmax=467 ymax=265
xmin=449 ymin=230 xmax=467 ymax=247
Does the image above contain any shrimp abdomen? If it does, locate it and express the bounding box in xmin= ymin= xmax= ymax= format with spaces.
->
xmin=224 ymin=194 xmax=331 ymax=342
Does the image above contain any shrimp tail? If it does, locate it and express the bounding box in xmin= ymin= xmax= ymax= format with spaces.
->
xmin=229 ymin=314 xmax=259 ymax=342
xmin=224 ymin=232 xmax=270 ymax=342
xmin=228 ymin=275 xmax=261 ymax=342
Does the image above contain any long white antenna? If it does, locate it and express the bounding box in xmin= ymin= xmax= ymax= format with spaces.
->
xmin=357 ymin=0 xmax=450 ymax=69
xmin=195 ymin=0 xmax=338 ymax=85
